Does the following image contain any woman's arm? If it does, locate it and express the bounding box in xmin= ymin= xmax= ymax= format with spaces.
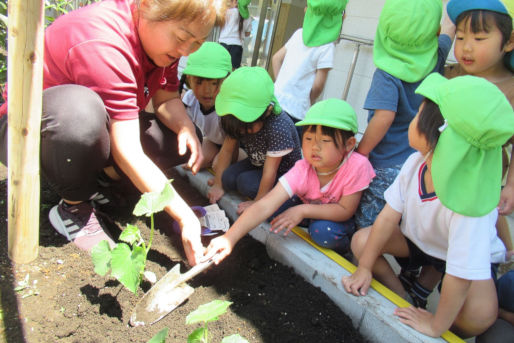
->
xmin=152 ymin=89 xmax=204 ymax=174
xmin=110 ymin=118 xmax=203 ymax=265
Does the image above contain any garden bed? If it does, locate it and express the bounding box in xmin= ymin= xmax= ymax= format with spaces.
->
xmin=0 ymin=168 xmax=366 ymax=343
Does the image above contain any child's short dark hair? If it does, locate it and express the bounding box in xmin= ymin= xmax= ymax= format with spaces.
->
xmin=456 ymin=10 xmax=513 ymax=47
xmin=180 ymin=75 xmax=226 ymax=93
xmin=417 ymin=99 xmax=445 ymax=151
xmin=220 ymin=107 xmax=270 ymax=140
xmin=302 ymin=125 xmax=354 ymax=150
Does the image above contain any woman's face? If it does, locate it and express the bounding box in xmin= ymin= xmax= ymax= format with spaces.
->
xmin=138 ymin=15 xmax=215 ymax=67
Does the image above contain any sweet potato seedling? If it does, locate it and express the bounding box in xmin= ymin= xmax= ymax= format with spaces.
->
xmin=91 ymin=180 xmax=176 ymax=294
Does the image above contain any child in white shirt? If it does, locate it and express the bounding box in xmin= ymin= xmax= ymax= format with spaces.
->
xmin=272 ymin=0 xmax=347 ymax=136
xmin=342 ymin=73 xmax=514 ymax=338
xmin=218 ymin=0 xmax=252 ymax=69
xmin=181 ymin=42 xmax=235 ymax=171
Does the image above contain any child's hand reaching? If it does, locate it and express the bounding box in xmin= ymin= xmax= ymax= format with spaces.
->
xmin=341 ymin=267 xmax=372 ymax=296
xmin=269 ymin=207 xmax=303 ymax=235
xmin=203 ymin=234 xmax=234 ymax=264
xmin=208 ymin=184 xmax=225 ymax=203
xmin=237 ymin=200 xmax=254 ymax=214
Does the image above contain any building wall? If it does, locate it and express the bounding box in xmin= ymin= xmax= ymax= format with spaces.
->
xmin=321 ymin=0 xmax=453 ymax=136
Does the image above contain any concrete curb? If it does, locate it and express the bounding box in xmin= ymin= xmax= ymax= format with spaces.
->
xmin=175 ymin=167 xmax=448 ymax=343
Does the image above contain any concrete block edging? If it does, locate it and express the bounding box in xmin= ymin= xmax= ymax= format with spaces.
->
xmin=174 ymin=167 xmax=460 ymax=343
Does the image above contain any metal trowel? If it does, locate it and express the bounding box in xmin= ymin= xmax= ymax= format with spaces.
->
xmin=129 ymin=259 xmax=214 ymax=326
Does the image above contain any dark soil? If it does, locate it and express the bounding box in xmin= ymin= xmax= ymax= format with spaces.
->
xmin=0 ymin=168 xmax=366 ymax=343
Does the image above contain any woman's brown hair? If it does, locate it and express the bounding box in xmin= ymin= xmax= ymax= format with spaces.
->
xmin=137 ymin=0 xmax=226 ymax=26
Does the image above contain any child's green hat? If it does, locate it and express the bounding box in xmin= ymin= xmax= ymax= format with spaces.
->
xmin=238 ymin=0 xmax=251 ymax=19
xmin=415 ymin=73 xmax=514 ymax=217
xmin=182 ymin=42 xmax=232 ymax=79
xmin=302 ymin=0 xmax=348 ymax=47
xmin=296 ymin=98 xmax=358 ymax=133
xmin=447 ymin=0 xmax=514 ymax=72
xmin=215 ymin=66 xmax=281 ymax=122
xmin=374 ymin=0 xmax=442 ymax=83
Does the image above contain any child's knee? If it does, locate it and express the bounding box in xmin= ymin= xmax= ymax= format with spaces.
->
xmin=350 ymin=227 xmax=371 ymax=258
xmin=308 ymin=220 xmax=354 ymax=251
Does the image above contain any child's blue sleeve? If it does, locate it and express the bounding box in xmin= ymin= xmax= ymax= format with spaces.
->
xmin=363 ymin=69 xmax=401 ymax=113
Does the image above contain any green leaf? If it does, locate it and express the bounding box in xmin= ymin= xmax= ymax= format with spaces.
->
xmin=110 ymin=244 xmax=147 ymax=293
xmin=186 ymin=300 xmax=232 ymax=325
xmin=187 ymin=327 xmax=206 ymax=343
xmin=133 ymin=180 xmax=175 ymax=217
xmin=91 ymin=240 xmax=113 ymax=276
xmin=147 ymin=327 xmax=169 ymax=343
xmin=119 ymin=224 xmax=141 ymax=246
xmin=221 ymin=334 xmax=249 ymax=343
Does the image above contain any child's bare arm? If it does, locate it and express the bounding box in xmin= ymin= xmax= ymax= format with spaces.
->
xmin=310 ymin=68 xmax=331 ymax=104
xmin=356 ymin=110 xmax=395 ymax=157
xmin=499 ymin=151 xmax=514 ymax=215
xmin=255 ymin=155 xmax=282 ymax=201
xmin=300 ymin=191 xmax=362 ymax=222
xmin=342 ymin=204 xmax=402 ymax=295
xmin=272 ymin=46 xmax=287 ymax=79
xmin=395 ymin=275 xmax=471 ymax=337
xmin=270 ymin=192 xmax=361 ymax=235
xmin=205 ymin=184 xmax=290 ymax=263
xmin=207 ymin=136 xmax=237 ymax=203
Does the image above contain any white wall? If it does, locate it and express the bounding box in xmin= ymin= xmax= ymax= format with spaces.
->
xmin=321 ymin=0 xmax=453 ymax=136
xmin=321 ymin=0 xmax=384 ymax=136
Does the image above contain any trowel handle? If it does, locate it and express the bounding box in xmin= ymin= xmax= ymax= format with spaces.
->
xmin=178 ymin=259 xmax=214 ymax=284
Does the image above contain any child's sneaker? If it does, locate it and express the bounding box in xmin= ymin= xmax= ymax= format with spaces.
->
xmin=49 ymin=200 xmax=116 ymax=251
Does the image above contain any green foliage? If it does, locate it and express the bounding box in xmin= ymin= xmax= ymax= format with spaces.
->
xmin=0 ymin=1 xmax=100 ymax=95
xmin=186 ymin=300 xmax=248 ymax=343
xmin=91 ymin=181 xmax=176 ymax=294
xmin=147 ymin=327 xmax=169 ymax=343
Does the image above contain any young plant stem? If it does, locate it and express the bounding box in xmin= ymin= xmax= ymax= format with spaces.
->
xmin=147 ymin=213 xmax=155 ymax=253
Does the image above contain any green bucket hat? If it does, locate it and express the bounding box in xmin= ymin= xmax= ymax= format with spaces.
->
xmin=238 ymin=0 xmax=251 ymax=19
xmin=415 ymin=73 xmax=514 ymax=217
xmin=215 ymin=66 xmax=281 ymax=122
xmin=302 ymin=0 xmax=348 ymax=47
xmin=182 ymin=42 xmax=232 ymax=79
xmin=296 ymin=98 xmax=358 ymax=133
xmin=374 ymin=0 xmax=442 ymax=83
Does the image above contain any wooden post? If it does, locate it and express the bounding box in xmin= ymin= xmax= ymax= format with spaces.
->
xmin=7 ymin=0 xmax=45 ymax=263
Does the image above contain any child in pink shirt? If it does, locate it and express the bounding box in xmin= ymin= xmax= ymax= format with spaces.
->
xmin=204 ymin=99 xmax=375 ymax=262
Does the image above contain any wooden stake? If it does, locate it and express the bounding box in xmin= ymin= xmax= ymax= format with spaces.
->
xmin=7 ymin=0 xmax=45 ymax=263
